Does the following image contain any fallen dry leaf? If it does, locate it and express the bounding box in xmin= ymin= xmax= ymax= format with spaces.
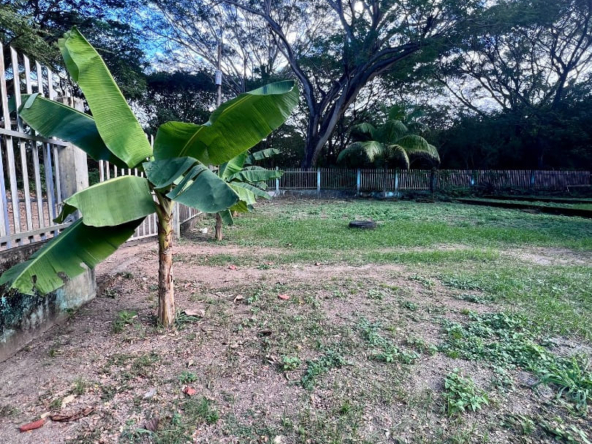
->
xmin=233 ymin=295 xmax=244 ymax=303
xmin=19 ymin=418 xmax=46 ymax=432
xmin=50 ymin=407 xmax=95 ymax=422
xmin=183 ymin=386 xmax=197 ymax=396
xmin=183 ymin=308 xmax=205 ymax=317
xmin=278 ymin=294 xmax=290 ymax=301
xmin=61 ymin=394 xmax=76 ymax=408
xmin=143 ymin=417 xmax=160 ymax=432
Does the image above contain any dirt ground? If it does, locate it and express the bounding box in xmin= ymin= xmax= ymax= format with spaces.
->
xmin=0 ymin=230 xmax=590 ymax=443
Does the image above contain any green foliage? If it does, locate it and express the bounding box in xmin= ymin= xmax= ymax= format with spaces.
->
xmin=358 ymin=318 xmax=419 ymax=365
xmin=338 ymin=107 xmax=439 ymax=169
xmin=1 ymin=28 xmax=298 ymax=303
xmin=178 ymin=371 xmax=198 ymax=384
xmin=301 ymin=349 xmax=347 ymax=389
xmin=281 ymin=356 xmax=301 ymax=371
xmin=441 ymin=312 xmax=592 ymax=412
xmin=111 ymin=310 xmax=138 ymax=334
xmin=443 ymin=369 xmax=489 ymax=415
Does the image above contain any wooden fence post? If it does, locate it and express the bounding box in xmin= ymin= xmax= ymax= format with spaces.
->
xmin=317 ymin=168 xmax=321 ymax=195
xmin=56 ymin=97 xmax=89 ymax=206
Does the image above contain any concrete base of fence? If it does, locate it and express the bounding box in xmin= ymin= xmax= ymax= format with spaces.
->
xmin=270 ymin=189 xmax=358 ymax=199
xmin=0 ymin=242 xmax=96 ymax=362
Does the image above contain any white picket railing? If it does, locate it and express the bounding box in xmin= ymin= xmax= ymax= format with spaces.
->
xmin=0 ymin=44 xmax=70 ymax=250
xmin=0 ymin=46 xmax=200 ymax=251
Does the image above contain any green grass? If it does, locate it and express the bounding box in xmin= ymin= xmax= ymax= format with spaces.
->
xmin=214 ymin=201 xmax=592 ymax=251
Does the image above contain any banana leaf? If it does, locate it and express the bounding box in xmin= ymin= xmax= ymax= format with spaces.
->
xmin=0 ymin=218 xmax=142 ymax=295
xmin=59 ymin=28 xmax=152 ymax=167
xmin=153 ymin=81 xmax=299 ymax=165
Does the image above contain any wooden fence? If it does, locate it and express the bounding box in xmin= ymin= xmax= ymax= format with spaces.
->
xmin=0 ymin=46 xmax=199 ymax=251
xmin=273 ymin=168 xmax=591 ymax=193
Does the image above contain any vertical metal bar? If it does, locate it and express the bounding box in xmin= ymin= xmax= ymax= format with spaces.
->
xmin=394 ymin=170 xmax=399 ymax=196
xmin=44 ymin=143 xmax=57 ymax=227
xmin=0 ymin=44 xmax=12 ymax=243
xmin=99 ymin=160 xmax=105 ymax=182
xmin=317 ymin=167 xmax=321 ymax=195
xmin=275 ymin=166 xmax=279 ymax=194
xmin=356 ymin=169 xmax=361 ymax=195
xmin=35 ymin=61 xmax=43 ymax=95
xmin=14 ymin=51 xmax=33 ymax=233
xmin=106 ymin=161 xmax=111 ymax=180
xmin=53 ymin=146 xmax=61 ymax=204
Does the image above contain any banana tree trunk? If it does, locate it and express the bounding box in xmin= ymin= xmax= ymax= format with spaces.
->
xmin=215 ymin=213 xmax=223 ymax=241
xmin=157 ymin=196 xmax=175 ymax=327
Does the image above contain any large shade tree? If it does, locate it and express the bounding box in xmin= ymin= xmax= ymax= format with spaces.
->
xmin=0 ymin=28 xmax=299 ymax=328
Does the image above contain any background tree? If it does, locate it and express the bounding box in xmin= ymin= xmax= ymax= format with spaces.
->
xmin=435 ymin=0 xmax=592 ymax=168
xmin=149 ymin=0 xmax=483 ymax=168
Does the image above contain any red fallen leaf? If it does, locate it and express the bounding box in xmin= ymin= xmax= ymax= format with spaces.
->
xmin=183 ymin=386 xmax=197 ymax=396
xmin=50 ymin=407 xmax=95 ymax=422
xmin=19 ymin=418 xmax=45 ymax=432
xmin=228 ymin=265 xmax=237 ymax=270
xmin=278 ymin=294 xmax=290 ymax=301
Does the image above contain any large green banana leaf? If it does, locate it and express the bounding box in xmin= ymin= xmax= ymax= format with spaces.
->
xmin=55 ymin=176 xmax=155 ymax=227
xmin=226 ymin=169 xmax=283 ymax=183
xmin=59 ymin=28 xmax=152 ymax=168
xmin=153 ymin=81 xmax=299 ymax=165
xmin=19 ymin=94 xmax=127 ymax=168
xmin=0 ymin=218 xmax=141 ymax=295
xmin=229 ymin=183 xmax=257 ymax=206
xmin=144 ymin=158 xmax=240 ymax=213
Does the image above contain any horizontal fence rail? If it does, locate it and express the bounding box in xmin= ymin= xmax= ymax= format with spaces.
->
xmin=273 ymin=168 xmax=591 ymax=193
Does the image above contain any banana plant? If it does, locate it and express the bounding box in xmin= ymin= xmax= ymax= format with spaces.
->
xmin=0 ymin=28 xmax=298 ymax=327
xmin=214 ymin=148 xmax=282 ymax=240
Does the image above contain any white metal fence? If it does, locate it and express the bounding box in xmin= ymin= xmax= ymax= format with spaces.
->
xmin=0 ymin=46 xmax=199 ymax=251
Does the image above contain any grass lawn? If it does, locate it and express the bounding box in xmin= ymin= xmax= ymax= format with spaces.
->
xmin=0 ymin=198 xmax=590 ymax=443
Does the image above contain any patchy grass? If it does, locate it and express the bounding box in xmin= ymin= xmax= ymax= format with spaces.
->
xmin=1 ymin=198 xmax=591 ymax=444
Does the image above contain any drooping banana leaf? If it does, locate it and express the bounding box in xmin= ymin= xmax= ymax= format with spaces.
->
xmin=231 ymin=182 xmax=271 ymax=200
xmin=166 ymin=165 xmax=239 ymax=213
xmin=218 ymin=209 xmax=234 ymax=226
xmin=219 ymin=152 xmax=248 ymax=180
xmin=229 ymin=183 xmax=257 ymax=206
xmin=19 ymin=94 xmax=126 ymax=168
xmin=55 ymin=176 xmax=155 ymax=227
xmin=226 ymin=169 xmax=283 ymax=183
xmin=245 ymin=148 xmax=280 ymax=165
xmin=153 ymin=81 xmax=299 ymax=165
xmin=0 ymin=218 xmax=142 ymax=295
xmin=59 ymin=28 xmax=152 ymax=168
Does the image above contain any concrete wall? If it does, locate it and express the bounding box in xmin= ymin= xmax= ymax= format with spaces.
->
xmin=0 ymin=242 xmax=96 ymax=362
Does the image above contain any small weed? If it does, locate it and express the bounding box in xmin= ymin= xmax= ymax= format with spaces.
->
xmin=441 ymin=277 xmax=483 ymax=291
xmin=453 ymin=293 xmax=492 ymax=304
xmin=0 ymin=404 xmax=19 ymax=418
xmin=48 ymin=348 xmax=58 ymax=358
xmin=443 ymin=368 xmax=489 ymax=415
xmin=367 ymin=289 xmax=385 ymax=300
xmin=301 ymin=349 xmax=347 ymax=389
xmin=358 ymin=319 xmax=419 ymax=365
xmin=111 ymin=310 xmax=137 ymax=334
xmin=103 ymin=288 xmax=119 ymax=298
xmin=281 ymin=356 xmax=301 ymax=371
xmin=118 ymin=271 xmax=134 ymax=279
xmin=400 ymin=300 xmax=419 ymax=311
xmin=178 ymin=371 xmax=198 ymax=384
xmin=406 ymin=336 xmax=438 ymax=356
xmin=73 ymin=377 xmax=88 ymax=395
xmin=175 ymin=311 xmax=201 ymax=329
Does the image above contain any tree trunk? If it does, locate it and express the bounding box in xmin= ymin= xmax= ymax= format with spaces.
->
xmin=215 ymin=212 xmax=223 ymax=241
xmin=157 ymin=198 xmax=175 ymax=328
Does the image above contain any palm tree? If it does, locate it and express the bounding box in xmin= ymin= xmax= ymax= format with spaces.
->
xmin=337 ymin=106 xmax=440 ymax=196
